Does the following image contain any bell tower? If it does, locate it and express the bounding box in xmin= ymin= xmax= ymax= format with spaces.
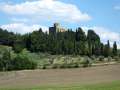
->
xmin=49 ymin=23 xmax=65 ymax=34
xmin=54 ymin=23 xmax=60 ymax=33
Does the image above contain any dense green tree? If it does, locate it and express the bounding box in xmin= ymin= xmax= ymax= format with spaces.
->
xmin=0 ymin=28 xmax=15 ymax=46
xmin=100 ymin=43 xmax=104 ymax=55
xmin=12 ymin=34 xmax=25 ymax=53
xmin=75 ymin=28 xmax=87 ymax=55
xmin=87 ymin=30 xmax=100 ymax=56
xmin=0 ymin=26 xmax=118 ymax=57
xmin=22 ymin=34 xmax=32 ymax=51
xmin=112 ymin=41 xmax=117 ymax=56
xmin=76 ymin=27 xmax=86 ymax=41
xmin=104 ymin=40 xmax=111 ymax=57
xmin=30 ymin=28 xmax=47 ymax=52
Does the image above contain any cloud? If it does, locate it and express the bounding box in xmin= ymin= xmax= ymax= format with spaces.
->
xmin=0 ymin=23 xmax=48 ymax=34
xmin=11 ymin=18 xmax=29 ymax=23
xmin=114 ymin=6 xmax=120 ymax=10
xmin=0 ymin=0 xmax=91 ymax=23
xmin=82 ymin=26 xmax=120 ymax=48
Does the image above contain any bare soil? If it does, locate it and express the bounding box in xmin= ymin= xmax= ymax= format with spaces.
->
xmin=0 ymin=64 xmax=120 ymax=88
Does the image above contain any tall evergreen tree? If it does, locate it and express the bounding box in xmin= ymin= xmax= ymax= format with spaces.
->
xmin=100 ymin=43 xmax=104 ymax=56
xmin=87 ymin=30 xmax=100 ymax=56
xmin=75 ymin=27 xmax=86 ymax=55
xmin=112 ymin=41 xmax=117 ymax=56
xmin=76 ymin=27 xmax=86 ymax=41
xmin=104 ymin=40 xmax=111 ymax=57
xmin=1 ymin=24 xmax=118 ymax=57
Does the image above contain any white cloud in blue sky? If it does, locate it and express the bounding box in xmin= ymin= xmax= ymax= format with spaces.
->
xmin=1 ymin=23 xmax=48 ymax=34
xmin=0 ymin=0 xmax=91 ymax=23
xmin=82 ymin=26 xmax=120 ymax=48
xmin=114 ymin=6 xmax=120 ymax=10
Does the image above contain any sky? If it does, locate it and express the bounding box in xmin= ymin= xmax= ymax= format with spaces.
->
xmin=0 ymin=0 xmax=120 ymax=48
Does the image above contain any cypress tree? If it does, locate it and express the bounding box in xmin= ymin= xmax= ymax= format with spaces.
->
xmin=104 ymin=40 xmax=111 ymax=57
xmin=112 ymin=41 xmax=117 ymax=56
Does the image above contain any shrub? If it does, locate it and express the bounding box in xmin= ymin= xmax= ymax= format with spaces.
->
xmin=0 ymin=58 xmax=4 ymax=71
xmin=98 ymin=56 xmax=104 ymax=61
xmin=108 ymin=56 xmax=112 ymax=62
xmin=81 ymin=56 xmax=91 ymax=67
xmin=0 ymin=48 xmax=37 ymax=71
xmin=73 ymin=63 xmax=79 ymax=68
xmin=59 ymin=64 xmax=68 ymax=69
xmin=57 ymin=63 xmax=79 ymax=69
xmin=0 ymin=49 xmax=13 ymax=71
xmin=52 ymin=64 xmax=59 ymax=69
xmin=12 ymin=55 xmax=37 ymax=70
xmin=67 ymin=63 xmax=79 ymax=68
xmin=113 ymin=56 xmax=120 ymax=61
xmin=42 ymin=64 xmax=47 ymax=69
xmin=90 ymin=55 xmax=96 ymax=61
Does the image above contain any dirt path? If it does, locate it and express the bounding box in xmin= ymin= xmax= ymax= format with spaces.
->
xmin=0 ymin=64 xmax=120 ymax=88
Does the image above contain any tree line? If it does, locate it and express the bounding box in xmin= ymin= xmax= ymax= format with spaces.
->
xmin=0 ymin=27 xmax=118 ymax=57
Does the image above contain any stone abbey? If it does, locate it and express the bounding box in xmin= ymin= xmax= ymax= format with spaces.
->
xmin=49 ymin=23 xmax=65 ymax=34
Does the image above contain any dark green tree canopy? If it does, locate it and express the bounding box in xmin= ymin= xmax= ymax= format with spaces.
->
xmin=112 ymin=41 xmax=117 ymax=56
xmin=0 ymin=27 xmax=118 ymax=56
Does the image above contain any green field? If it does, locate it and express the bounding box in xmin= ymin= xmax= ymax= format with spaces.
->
xmin=0 ymin=81 xmax=120 ymax=90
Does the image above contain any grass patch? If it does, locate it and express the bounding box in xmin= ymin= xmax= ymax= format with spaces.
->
xmin=0 ymin=81 xmax=120 ymax=90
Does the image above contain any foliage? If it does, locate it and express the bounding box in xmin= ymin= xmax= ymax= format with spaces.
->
xmin=0 ymin=27 xmax=118 ymax=57
xmin=112 ymin=41 xmax=117 ymax=56
xmin=0 ymin=48 xmax=37 ymax=71
xmin=12 ymin=54 xmax=37 ymax=70
xmin=104 ymin=40 xmax=111 ymax=57
xmin=80 ymin=56 xmax=91 ymax=67
xmin=0 ymin=26 xmax=119 ymax=70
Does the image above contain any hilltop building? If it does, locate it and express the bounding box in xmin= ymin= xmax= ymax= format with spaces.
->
xmin=49 ymin=23 xmax=65 ymax=34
